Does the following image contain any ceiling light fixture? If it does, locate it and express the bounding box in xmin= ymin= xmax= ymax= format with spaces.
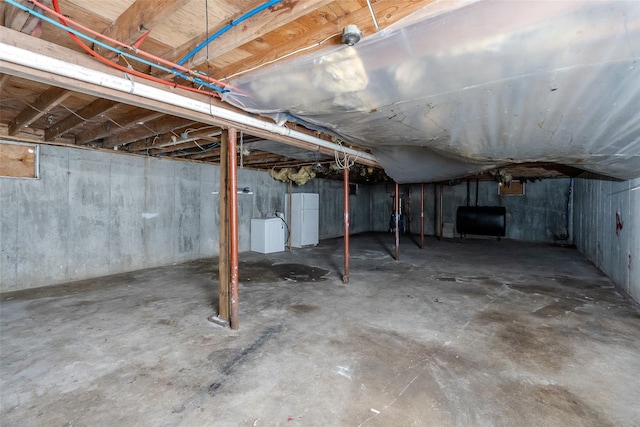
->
xmin=341 ymin=25 xmax=362 ymax=46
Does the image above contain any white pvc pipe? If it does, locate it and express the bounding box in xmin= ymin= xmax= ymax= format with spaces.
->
xmin=0 ymin=42 xmax=377 ymax=164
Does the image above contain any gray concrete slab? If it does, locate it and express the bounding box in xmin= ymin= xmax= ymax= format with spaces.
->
xmin=1 ymin=234 xmax=639 ymax=426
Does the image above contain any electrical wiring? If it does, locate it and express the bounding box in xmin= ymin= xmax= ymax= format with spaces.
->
xmin=171 ymin=142 xmax=221 ymax=156
xmin=221 ymin=33 xmax=340 ymax=81
xmin=101 ymin=115 xmax=126 ymax=129
xmin=177 ymin=0 xmax=283 ymax=66
xmin=59 ymin=104 xmax=98 ymax=123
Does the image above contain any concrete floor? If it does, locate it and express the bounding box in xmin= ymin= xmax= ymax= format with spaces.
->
xmin=1 ymin=233 xmax=639 ymax=427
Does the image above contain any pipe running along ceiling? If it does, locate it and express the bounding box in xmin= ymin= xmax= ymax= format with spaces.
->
xmin=223 ymin=0 xmax=640 ymax=183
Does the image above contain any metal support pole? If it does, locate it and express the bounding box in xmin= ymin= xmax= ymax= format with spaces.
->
xmin=228 ymin=127 xmax=240 ymax=330
xmin=288 ymin=181 xmax=292 ymax=251
xmin=439 ymin=184 xmax=444 ymax=240
xmin=343 ymin=167 xmax=350 ymax=284
xmin=420 ymin=182 xmax=425 ymax=249
xmin=395 ymin=182 xmax=400 ymax=261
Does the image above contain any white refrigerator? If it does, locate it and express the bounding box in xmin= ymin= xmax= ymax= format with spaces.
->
xmin=287 ymin=193 xmax=319 ymax=248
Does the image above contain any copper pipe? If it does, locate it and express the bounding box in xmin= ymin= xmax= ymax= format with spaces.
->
xmin=228 ymin=127 xmax=240 ymax=330
xmin=395 ymin=182 xmax=400 ymax=261
xmin=420 ymin=183 xmax=425 ymax=249
xmin=343 ymin=167 xmax=350 ymax=284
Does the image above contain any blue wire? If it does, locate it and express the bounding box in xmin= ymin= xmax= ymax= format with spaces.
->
xmin=177 ymin=0 xmax=283 ymax=66
xmin=5 ymin=0 xmax=227 ymax=93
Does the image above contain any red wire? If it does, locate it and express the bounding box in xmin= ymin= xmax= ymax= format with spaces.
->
xmin=50 ymin=0 xmax=220 ymax=98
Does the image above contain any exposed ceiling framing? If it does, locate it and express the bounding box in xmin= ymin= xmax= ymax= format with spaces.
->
xmin=2 ymin=0 xmax=628 ymax=183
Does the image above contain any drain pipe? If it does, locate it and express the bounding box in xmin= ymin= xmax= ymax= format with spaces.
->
xmin=228 ymin=127 xmax=240 ymax=330
xmin=0 ymin=41 xmax=378 ymax=166
xmin=343 ymin=167 xmax=350 ymax=284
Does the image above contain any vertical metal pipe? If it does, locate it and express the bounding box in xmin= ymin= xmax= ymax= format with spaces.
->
xmin=288 ymin=181 xmax=292 ymax=251
xmin=365 ymin=0 xmax=380 ymax=31
xmin=439 ymin=184 xmax=444 ymax=240
xmin=343 ymin=167 xmax=350 ymax=284
xmin=228 ymin=127 xmax=240 ymax=330
xmin=420 ymin=182 xmax=425 ymax=249
xmin=395 ymin=182 xmax=400 ymax=261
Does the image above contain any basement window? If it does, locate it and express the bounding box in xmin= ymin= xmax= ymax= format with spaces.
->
xmin=498 ymin=180 xmax=525 ymax=196
xmin=0 ymin=141 xmax=39 ymax=179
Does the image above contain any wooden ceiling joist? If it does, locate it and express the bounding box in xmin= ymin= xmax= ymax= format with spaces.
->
xmin=0 ymin=73 xmax=11 ymax=91
xmin=44 ymin=98 xmax=118 ymax=141
xmin=8 ymin=85 xmax=69 ymax=136
xmin=102 ymin=115 xmax=195 ymax=149
xmin=1 ymin=26 xmax=379 ymax=168
xmin=94 ymin=0 xmax=191 ymax=59
xmin=153 ymin=0 xmax=334 ymax=77
xmin=126 ymin=124 xmax=220 ymax=152
xmin=212 ymin=0 xmax=436 ymax=79
xmin=74 ymin=110 xmax=165 ymax=146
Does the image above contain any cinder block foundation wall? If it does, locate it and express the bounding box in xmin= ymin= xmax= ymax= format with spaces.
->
xmin=573 ymin=176 xmax=640 ymax=303
xmin=0 ymin=145 xmax=363 ymax=293
xmin=369 ymin=179 xmax=572 ymax=242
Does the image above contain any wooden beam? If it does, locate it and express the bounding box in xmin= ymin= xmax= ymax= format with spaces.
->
xmin=0 ymin=27 xmax=379 ymax=167
xmin=213 ymin=0 xmax=436 ymax=79
xmin=45 ymin=98 xmax=118 ymax=141
xmin=153 ymin=0 xmax=333 ymax=76
xmin=127 ymin=125 xmax=220 ymax=152
xmin=8 ymin=86 xmax=69 ymax=135
xmin=217 ymin=129 xmax=230 ymax=323
xmin=102 ymin=115 xmax=194 ymax=149
xmin=228 ymin=127 xmax=240 ymax=330
xmin=0 ymin=73 xmax=11 ymax=91
xmin=74 ymin=110 xmax=164 ymax=146
xmin=4 ymin=0 xmax=31 ymax=32
xmin=94 ymin=0 xmax=190 ymax=58
xmin=183 ymin=146 xmax=222 ymax=161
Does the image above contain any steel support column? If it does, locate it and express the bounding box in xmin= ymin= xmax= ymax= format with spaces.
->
xmin=343 ymin=167 xmax=350 ymax=284
xmin=420 ymin=182 xmax=425 ymax=249
xmin=395 ymin=182 xmax=400 ymax=261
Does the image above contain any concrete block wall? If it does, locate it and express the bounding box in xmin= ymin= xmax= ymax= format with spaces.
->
xmin=573 ymin=176 xmax=639 ymax=303
xmin=369 ymin=179 xmax=572 ymax=242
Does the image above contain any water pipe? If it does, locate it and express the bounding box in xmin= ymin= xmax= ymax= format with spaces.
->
xmin=0 ymin=40 xmax=379 ymax=166
xmin=177 ymin=0 xmax=283 ymax=66
xmin=6 ymin=0 xmax=214 ymax=96
xmin=8 ymin=0 xmax=229 ymax=95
